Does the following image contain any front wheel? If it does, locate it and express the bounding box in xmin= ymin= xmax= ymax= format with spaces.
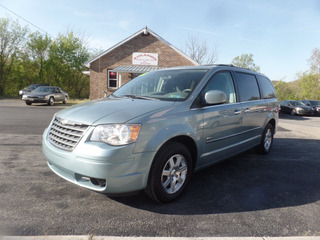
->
xmin=257 ymin=123 xmax=274 ymax=154
xmin=63 ymin=96 xmax=68 ymax=104
xmin=48 ymin=97 xmax=54 ymax=106
xmin=145 ymin=142 xmax=193 ymax=203
xmin=291 ymin=109 xmax=296 ymax=115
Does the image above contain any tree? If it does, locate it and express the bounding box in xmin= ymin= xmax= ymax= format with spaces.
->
xmin=297 ymin=71 xmax=320 ymax=100
xmin=231 ymin=54 xmax=260 ymax=72
xmin=46 ymin=30 xmax=90 ymax=98
xmin=185 ymin=35 xmax=217 ymax=65
xmin=273 ymin=81 xmax=297 ymax=101
xmin=308 ymin=48 xmax=320 ymax=74
xmin=0 ymin=17 xmax=28 ymax=95
xmin=27 ymin=32 xmax=51 ymax=82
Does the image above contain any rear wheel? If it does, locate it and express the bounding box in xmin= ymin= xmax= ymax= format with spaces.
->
xmin=145 ymin=142 xmax=193 ymax=203
xmin=257 ymin=123 xmax=274 ymax=154
xmin=48 ymin=97 xmax=54 ymax=106
xmin=25 ymin=101 xmax=32 ymax=105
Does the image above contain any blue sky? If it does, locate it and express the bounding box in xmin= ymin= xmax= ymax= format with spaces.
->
xmin=1 ymin=0 xmax=320 ymax=82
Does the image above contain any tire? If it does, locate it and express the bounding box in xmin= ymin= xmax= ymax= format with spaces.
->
xmin=48 ymin=97 xmax=54 ymax=106
xmin=257 ymin=123 xmax=274 ymax=154
xmin=145 ymin=142 xmax=193 ymax=203
xmin=291 ymin=109 xmax=296 ymax=116
xmin=63 ymin=96 xmax=68 ymax=104
xmin=25 ymin=101 xmax=32 ymax=105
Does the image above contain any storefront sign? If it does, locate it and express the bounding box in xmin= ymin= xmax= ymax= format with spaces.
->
xmin=132 ymin=52 xmax=158 ymax=66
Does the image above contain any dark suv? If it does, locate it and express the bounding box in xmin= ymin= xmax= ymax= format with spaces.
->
xmin=19 ymin=84 xmax=50 ymax=98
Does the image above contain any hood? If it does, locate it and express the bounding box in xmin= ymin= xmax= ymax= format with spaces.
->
xmin=55 ymin=97 xmax=175 ymax=125
xmin=22 ymin=89 xmax=32 ymax=93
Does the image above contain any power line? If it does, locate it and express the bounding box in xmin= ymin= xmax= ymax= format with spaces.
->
xmin=0 ymin=2 xmax=55 ymax=38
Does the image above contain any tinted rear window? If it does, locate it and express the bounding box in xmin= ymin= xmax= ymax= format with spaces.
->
xmin=257 ymin=75 xmax=276 ymax=99
xmin=234 ymin=72 xmax=260 ymax=102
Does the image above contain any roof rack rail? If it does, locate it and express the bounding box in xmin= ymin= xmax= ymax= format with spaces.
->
xmin=203 ymin=64 xmax=236 ymax=67
xmin=215 ymin=64 xmax=236 ymax=67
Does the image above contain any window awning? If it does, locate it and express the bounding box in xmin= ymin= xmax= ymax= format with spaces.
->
xmin=112 ymin=65 xmax=166 ymax=74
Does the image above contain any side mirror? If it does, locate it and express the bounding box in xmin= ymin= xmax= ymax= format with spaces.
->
xmin=204 ymin=90 xmax=227 ymax=105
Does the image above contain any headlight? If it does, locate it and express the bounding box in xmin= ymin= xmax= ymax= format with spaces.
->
xmin=90 ymin=124 xmax=141 ymax=146
xmin=296 ymin=107 xmax=303 ymax=111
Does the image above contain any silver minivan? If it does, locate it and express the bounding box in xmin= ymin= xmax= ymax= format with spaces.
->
xmin=42 ymin=65 xmax=278 ymax=202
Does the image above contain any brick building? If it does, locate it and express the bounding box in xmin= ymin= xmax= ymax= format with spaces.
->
xmin=85 ymin=27 xmax=199 ymax=100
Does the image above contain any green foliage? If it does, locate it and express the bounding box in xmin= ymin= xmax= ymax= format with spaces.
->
xmin=297 ymin=72 xmax=320 ymax=100
xmin=0 ymin=17 xmax=94 ymax=98
xmin=0 ymin=17 xmax=28 ymax=95
xmin=231 ymin=54 xmax=260 ymax=72
xmin=274 ymin=72 xmax=320 ymax=101
xmin=274 ymin=81 xmax=298 ymax=101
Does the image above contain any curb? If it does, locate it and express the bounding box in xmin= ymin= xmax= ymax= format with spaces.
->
xmin=2 ymin=236 xmax=320 ymax=240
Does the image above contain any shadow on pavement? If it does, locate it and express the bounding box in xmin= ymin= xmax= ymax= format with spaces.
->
xmin=111 ymin=137 xmax=320 ymax=214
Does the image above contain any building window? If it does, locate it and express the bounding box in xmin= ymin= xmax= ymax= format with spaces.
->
xmin=108 ymin=70 xmax=118 ymax=88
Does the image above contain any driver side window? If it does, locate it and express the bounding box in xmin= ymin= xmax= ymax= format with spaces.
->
xmin=204 ymin=72 xmax=236 ymax=104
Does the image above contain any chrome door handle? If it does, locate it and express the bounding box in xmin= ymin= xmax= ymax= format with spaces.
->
xmin=244 ymin=108 xmax=250 ymax=113
xmin=234 ymin=110 xmax=242 ymax=115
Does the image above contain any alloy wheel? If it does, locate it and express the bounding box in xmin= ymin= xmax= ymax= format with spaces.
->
xmin=161 ymin=154 xmax=187 ymax=194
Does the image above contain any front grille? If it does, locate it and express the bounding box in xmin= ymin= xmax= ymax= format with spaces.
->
xmin=48 ymin=117 xmax=89 ymax=151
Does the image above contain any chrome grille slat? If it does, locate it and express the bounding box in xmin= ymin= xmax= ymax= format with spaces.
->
xmin=49 ymin=133 xmax=78 ymax=144
xmin=48 ymin=118 xmax=88 ymax=151
xmin=50 ymin=125 xmax=83 ymax=137
xmin=53 ymin=121 xmax=87 ymax=133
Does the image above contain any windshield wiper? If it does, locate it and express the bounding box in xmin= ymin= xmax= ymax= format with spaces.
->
xmin=122 ymin=94 xmax=157 ymax=100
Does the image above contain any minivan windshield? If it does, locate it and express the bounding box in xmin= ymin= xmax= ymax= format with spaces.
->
xmin=113 ymin=69 xmax=208 ymax=101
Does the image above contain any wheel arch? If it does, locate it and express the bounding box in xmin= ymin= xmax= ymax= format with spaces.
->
xmin=156 ymin=135 xmax=198 ymax=170
xmin=268 ymin=118 xmax=276 ymax=132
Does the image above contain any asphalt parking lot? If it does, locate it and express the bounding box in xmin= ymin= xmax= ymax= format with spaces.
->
xmin=0 ymin=99 xmax=319 ymax=237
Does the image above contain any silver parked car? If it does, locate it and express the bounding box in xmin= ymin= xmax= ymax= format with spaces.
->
xmin=42 ymin=65 xmax=279 ymax=202
xmin=22 ymin=86 xmax=69 ymax=106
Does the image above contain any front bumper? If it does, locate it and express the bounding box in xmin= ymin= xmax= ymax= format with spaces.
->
xmin=42 ymin=127 xmax=155 ymax=194
xmin=314 ymin=108 xmax=320 ymax=115
xmin=296 ymin=109 xmax=314 ymax=115
xmin=22 ymin=96 xmax=48 ymax=103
